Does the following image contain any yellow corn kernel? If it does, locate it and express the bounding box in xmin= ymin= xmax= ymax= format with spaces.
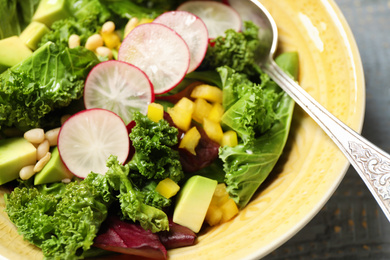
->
xmin=192 ymin=98 xmax=212 ymax=123
xmin=101 ymin=31 xmax=121 ymax=49
xmin=179 ymin=127 xmax=201 ymax=155
xmin=207 ymin=102 xmax=224 ymax=123
xmin=156 ymin=178 xmax=180 ymax=199
xmin=168 ymin=97 xmax=194 ymax=131
xmin=212 ymin=183 xmax=230 ymax=206
xmin=205 ymin=204 xmax=223 ymax=226
xmin=190 ymin=84 xmax=223 ymax=104
xmin=147 ymin=103 xmax=164 ymax=122
xmin=221 ymin=130 xmax=238 ymax=147
xmin=220 ymin=198 xmax=239 ymax=223
xmin=203 ymin=118 xmax=223 ymax=144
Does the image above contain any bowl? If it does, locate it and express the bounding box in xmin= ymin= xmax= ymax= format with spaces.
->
xmin=0 ymin=0 xmax=365 ymax=259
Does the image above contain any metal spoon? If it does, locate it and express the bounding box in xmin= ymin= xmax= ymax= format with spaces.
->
xmin=229 ymin=0 xmax=390 ymax=222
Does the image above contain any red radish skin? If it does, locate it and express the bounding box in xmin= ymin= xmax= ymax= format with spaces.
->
xmin=177 ymin=1 xmax=242 ymax=39
xmin=153 ymin=11 xmax=208 ymax=73
xmin=84 ymin=60 xmax=154 ymax=126
xmin=118 ymin=23 xmax=190 ymax=95
xmin=58 ymin=109 xmax=130 ymax=179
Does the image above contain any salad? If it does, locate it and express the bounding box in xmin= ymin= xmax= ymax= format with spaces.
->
xmin=0 ymin=0 xmax=299 ymax=259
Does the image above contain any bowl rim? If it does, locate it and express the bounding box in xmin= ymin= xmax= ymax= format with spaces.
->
xmin=246 ymin=0 xmax=366 ymax=258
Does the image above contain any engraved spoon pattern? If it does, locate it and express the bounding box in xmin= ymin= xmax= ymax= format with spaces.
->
xmin=228 ymin=0 xmax=390 ymax=222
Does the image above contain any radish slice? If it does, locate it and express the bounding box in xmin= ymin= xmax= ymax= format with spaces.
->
xmin=177 ymin=1 xmax=241 ymax=39
xmin=118 ymin=23 xmax=190 ymax=95
xmin=58 ymin=108 xmax=130 ymax=178
xmin=84 ymin=60 xmax=154 ymax=126
xmin=153 ymin=11 xmax=208 ymax=73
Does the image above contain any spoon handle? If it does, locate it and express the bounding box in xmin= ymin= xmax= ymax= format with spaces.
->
xmin=264 ymin=59 xmax=390 ymax=221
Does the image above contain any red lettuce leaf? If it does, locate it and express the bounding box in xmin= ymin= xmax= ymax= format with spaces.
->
xmin=93 ymin=216 xmax=167 ymax=260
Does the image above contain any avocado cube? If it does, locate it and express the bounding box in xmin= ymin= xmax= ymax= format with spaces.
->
xmin=20 ymin=21 xmax=50 ymax=50
xmin=0 ymin=36 xmax=33 ymax=71
xmin=0 ymin=138 xmax=37 ymax=185
xmin=173 ymin=175 xmax=218 ymax=233
xmin=32 ymin=0 xmax=70 ymax=28
xmin=34 ymin=147 xmax=73 ymax=185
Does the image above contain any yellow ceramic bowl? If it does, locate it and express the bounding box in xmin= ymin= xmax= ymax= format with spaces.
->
xmin=0 ymin=0 xmax=365 ymax=259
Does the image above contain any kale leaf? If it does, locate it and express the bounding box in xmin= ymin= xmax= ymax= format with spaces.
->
xmin=140 ymin=181 xmax=172 ymax=210
xmin=200 ymin=21 xmax=261 ymax=78
xmin=129 ymin=112 xmax=184 ymax=183
xmin=219 ymin=52 xmax=299 ymax=208
xmin=5 ymin=173 xmax=113 ymax=260
xmin=219 ymin=66 xmax=280 ymax=145
xmin=104 ymin=156 xmax=169 ymax=233
xmin=39 ymin=16 xmax=102 ymax=49
xmin=0 ymin=42 xmax=99 ymax=131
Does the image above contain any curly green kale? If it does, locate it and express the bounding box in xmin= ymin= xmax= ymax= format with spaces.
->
xmin=39 ymin=16 xmax=102 ymax=49
xmin=219 ymin=66 xmax=280 ymax=145
xmin=104 ymin=156 xmax=169 ymax=233
xmin=5 ymin=173 xmax=113 ymax=260
xmin=0 ymin=42 xmax=99 ymax=131
xmin=139 ymin=181 xmax=172 ymax=209
xmin=219 ymin=52 xmax=299 ymax=208
xmin=129 ymin=112 xmax=184 ymax=183
xmin=200 ymin=21 xmax=261 ymax=77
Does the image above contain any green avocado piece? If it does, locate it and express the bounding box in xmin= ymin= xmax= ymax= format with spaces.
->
xmin=20 ymin=21 xmax=50 ymax=50
xmin=0 ymin=36 xmax=33 ymax=72
xmin=173 ymin=175 xmax=217 ymax=233
xmin=34 ymin=146 xmax=73 ymax=185
xmin=32 ymin=0 xmax=70 ymax=28
xmin=0 ymin=138 xmax=37 ymax=185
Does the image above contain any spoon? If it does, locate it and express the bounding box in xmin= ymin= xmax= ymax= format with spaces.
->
xmin=229 ymin=0 xmax=390 ymax=222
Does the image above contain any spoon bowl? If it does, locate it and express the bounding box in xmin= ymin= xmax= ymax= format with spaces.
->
xmin=229 ymin=0 xmax=390 ymax=222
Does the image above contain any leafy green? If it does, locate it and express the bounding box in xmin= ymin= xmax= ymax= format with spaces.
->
xmin=129 ymin=112 xmax=184 ymax=183
xmin=104 ymin=156 xmax=169 ymax=233
xmin=219 ymin=53 xmax=298 ymax=208
xmin=129 ymin=0 xmax=185 ymax=10
xmin=67 ymin=0 xmax=111 ymax=24
xmin=102 ymin=0 xmax=186 ymax=20
xmin=219 ymin=66 xmax=280 ymax=145
xmin=101 ymin=0 xmax=163 ymax=21
xmin=140 ymin=181 xmax=172 ymax=210
xmin=0 ymin=42 xmax=99 ymax=131
xmin=5 ymin=155 xmax=171 ymax=259
xmin=5 ymin=173 xmax=113 ymax=260
xmin=39 ymin=16 xmax=102 ymax=49
xmin=0 ymin=0 xmax=39 ymax=39
xmin=200 ymin=21 xmax=261 ymax=78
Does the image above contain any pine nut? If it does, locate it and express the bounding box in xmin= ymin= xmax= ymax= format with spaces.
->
xmin=34 ymin=152 xmax=51 ymax=172
xmin=62 ymin=178 xmax=72 ymax=183
xmin=96 ymin=46 xmax=113 ymax=59
xmin=85 ymin=34 xmax=103 ymax=51
xmin=20 ymin=165 xmax=35 ymax=180
xmin=45 ymin=127 xmax=60 ymax=146
xmin=24 ymin=128 xmax=45 ymax=144
xmin=102 ymin=21 xmax=115 ymax=34
xmin=68 ymin=34 xmax=80 ymax=48
xmin=37 ymin=140 xmax=50 ymax=160
xmin=124 ymin=17 xmax=139 ymax=37
xmin=61 ymin=114 xmax=71 ymax=125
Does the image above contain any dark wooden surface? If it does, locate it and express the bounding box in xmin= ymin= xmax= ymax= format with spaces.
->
xmin=263 ymin=0 xmax=390 ymax=259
